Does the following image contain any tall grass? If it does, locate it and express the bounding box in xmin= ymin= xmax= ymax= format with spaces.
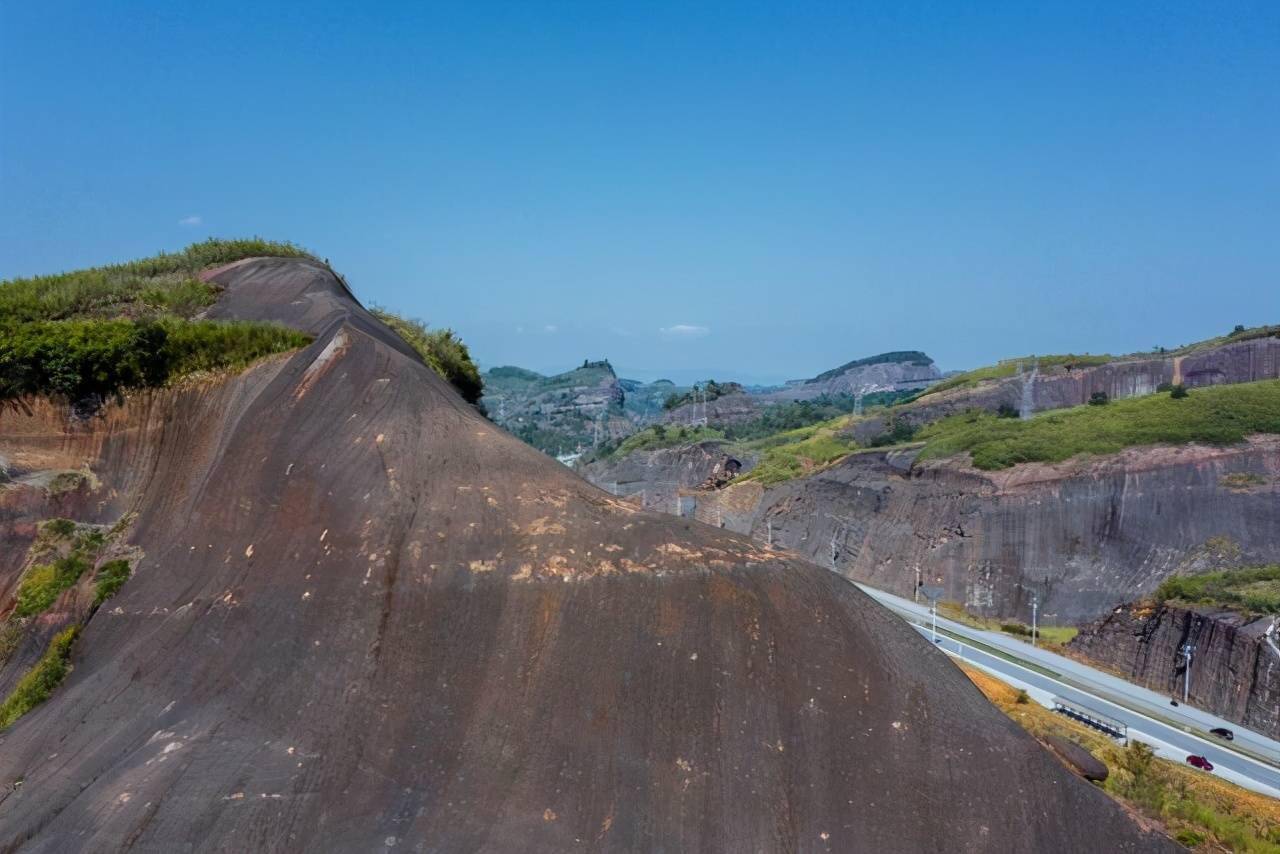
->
xmin=0 ymin=238 xmax=314 ymax=324
xmin=0 ymin=626 xmax=80 ymax=730
xmin=915 ymin=379 xmax=1280 ymax=470
xmin=370 ymin=308 xmax=483 ymax=403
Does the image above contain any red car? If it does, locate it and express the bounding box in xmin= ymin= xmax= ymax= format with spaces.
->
xmin=1186 ymin=755 xmax=1214 ymax=771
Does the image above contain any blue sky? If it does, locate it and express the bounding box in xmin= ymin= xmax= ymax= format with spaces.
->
xmin=2 ymin=1 xmax=1277 ymax=383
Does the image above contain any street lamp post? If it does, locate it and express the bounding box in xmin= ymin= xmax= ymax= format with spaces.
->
xmin=1031 ymin=593 xmax=1039 ymax=647
xmin=1181 ymin=642 xmax=1196 ymax=704
xmin=920 ymin=586 xmax=945 ymax=646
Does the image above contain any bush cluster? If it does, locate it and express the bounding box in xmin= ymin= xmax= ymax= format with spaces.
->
xmin=0 ymin=626 xmax=80 ymax=730
xmin=370 ymin=308 xmax=483 ymax=403
xmin=0 ymin=318 xmax=311 ymax=403
xmin=1153 ymin=565 xmax=1280 ymax=614
xmin=94 ymin=559 xmax=133 ymax=606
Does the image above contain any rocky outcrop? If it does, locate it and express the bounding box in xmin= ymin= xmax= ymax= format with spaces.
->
xmin=774 ymin=351 xmax=942 ymax=400
xmin=662 ymin=391 xmax=762 ymax=426
xmin=894 ymin=336 xmax=1280 ymax=433
xmin=682 ymin=438 xmax=1280 ymax=623
xmin=579 ymin=440 xmax=758 ymax=514
xmin=1044 ymin=735 xmax=1109 ymax=783
xmin=0 ymin=256 xmax=1175 ymax=851
xmin=1070 ymin=603 xmax=1280 ymax=740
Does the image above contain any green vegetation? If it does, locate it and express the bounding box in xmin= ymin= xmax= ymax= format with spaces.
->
xmin=0 ymin=238 xmax=313 ymax=323
xmin=806 ymin=350 xmax=933 ymax=384
xmin=610 ymin=424 xmax=726 ymax=457
xmin=12 ymin=521 xmax=113 ymax=617
xmin=915 ymin=379 xmax=1280 ymax=470
xmin=370 ymin=308 xmax=483 ymax=403
xmin=14 ymin=555 xmax=91 ymax=617
xmin=0 ymin=626 xmax=80 ymax=730
xmin=0 ymin=318 xmax=311 ymax=402
xmin=922 ymin=354 xmax=1114 ymax=397
xmin=741 ymin=417 xmax=860 ymax=485
xmin=663 ymin=379 xmax=743 ymax=410
xmin=920 ymin=325 xmax=1279 ymax=401
xmin=41 ymin=518 xmax=76 ymax=539
xmin=1154 ymin=566 xmax=1280 ymax=615
xmin=965 ymin=664 xmax=1280 ymax=852
xmin=93 ymin=559 xmax=133 ymax=606
xmin=0 ymin=239 xmax=317 ymax=404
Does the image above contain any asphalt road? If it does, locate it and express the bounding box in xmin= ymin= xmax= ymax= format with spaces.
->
xmin=856 ymin=583 xmax=1280 ymax=798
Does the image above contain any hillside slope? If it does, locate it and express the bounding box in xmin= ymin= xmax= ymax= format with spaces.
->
xmin=0 ymin=257 xmax=1173 ymax=851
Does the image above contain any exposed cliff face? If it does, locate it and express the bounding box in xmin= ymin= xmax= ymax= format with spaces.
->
xmin=579 ymin=440 xmax=757 ymax=514
xmin=776 ymin=352 xmax=941 ymax=400
xmin=895 ymin=336 xmax=1280 ymax=432
xmin=1070 ymin=603 xmax=1280 ymax=739
xmin=0 ymin=257 xmax=1172 ymax=851
xmin=602 ymin=437 xmax=1280 ymax=624
xmin=662 ymin=391 xmax=763 ymax=426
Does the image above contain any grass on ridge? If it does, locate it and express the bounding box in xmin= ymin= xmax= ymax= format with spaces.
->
xmin=0 ymin=239 xmax=317 ymax=403
xmin=368 ymin=308 xmax=483 ymax=403
xmin=0 ymin=238 xmax=314 ymax=324
xmin=915 ymin=379 xmax=1280 ymax=470
xmin=922 ymin=353 xmax=1114 ymax=397
xmin=1154 ymin=566 xmax=1280 ymax=616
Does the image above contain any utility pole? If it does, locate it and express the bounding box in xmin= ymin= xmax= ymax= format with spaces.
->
xmin=914 ymin=565 xmax=921 ymax=603
xmin=766 ymin=518 xmax=772 ymax=546
xmin=1031 ymin=593 xmax=1039 ymax=647
xmin=1181 ymin=642 xmax=1196 ymax=704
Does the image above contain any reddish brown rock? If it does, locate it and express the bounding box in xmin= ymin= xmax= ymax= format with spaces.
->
xmin=0 ymin=257 xmax=1174 ymax=851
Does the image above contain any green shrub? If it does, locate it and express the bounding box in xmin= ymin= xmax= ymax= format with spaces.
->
xmin=1170 ymin=384 xmax=1189 ymax=399
xmin=1000 ymin=622 xmax=1031 ymax=637
xmin=41 ymin=518 xmax=76 ymax=539
xmin=1014 ymin=689 xmax=1030 ymax=705
xmin=0 ymin=622 xmax=22 ymax=666
xmin=1153 ymin=565 xmax=1280 ymax=614
xmin=868 ymin=419 xmax=918 ymax=447
xmin=0 ymin=318 xmax=310 ymax=402
xmin=370 ymin=308 xmax=483 ymax=403
xmin=916 ymin=379 xmax=1280 ymax=470
xmin=0 ymin=626 xmax=80 ymax=729
xmin=93 ymin=560 xmax=132 ymax=606
xmin=13 ymin=555 xmax=91 ymax=617
xmin=1173 ymin=828 xmax=1205 ymax=847
xmin=1088 ymin=391 xmax=1109 ymax=406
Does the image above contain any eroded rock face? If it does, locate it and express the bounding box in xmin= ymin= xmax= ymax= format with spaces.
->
xmin=1071 ymin=603 xmax=1280 ymax=740
xmin=679 ymin=440 xmax=1280 ymax=623
xmin=894 ymin=337 xmax=1280 ymax=432
xmin=579 ymin=440 xmax=757 ymax=514
xmin=0 ymin=258 xmax=1174 ymax=852
xmin=1044 ymin=735 xmax=1109 ymax=783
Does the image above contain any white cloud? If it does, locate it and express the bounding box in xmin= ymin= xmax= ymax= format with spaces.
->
xmin=178 ymin=215 xmax=202 ymax=226
xmin=543 ymin=324 xmax=558 ymax=334
xmin=659 ymin=324 xmax=710 ymax=338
